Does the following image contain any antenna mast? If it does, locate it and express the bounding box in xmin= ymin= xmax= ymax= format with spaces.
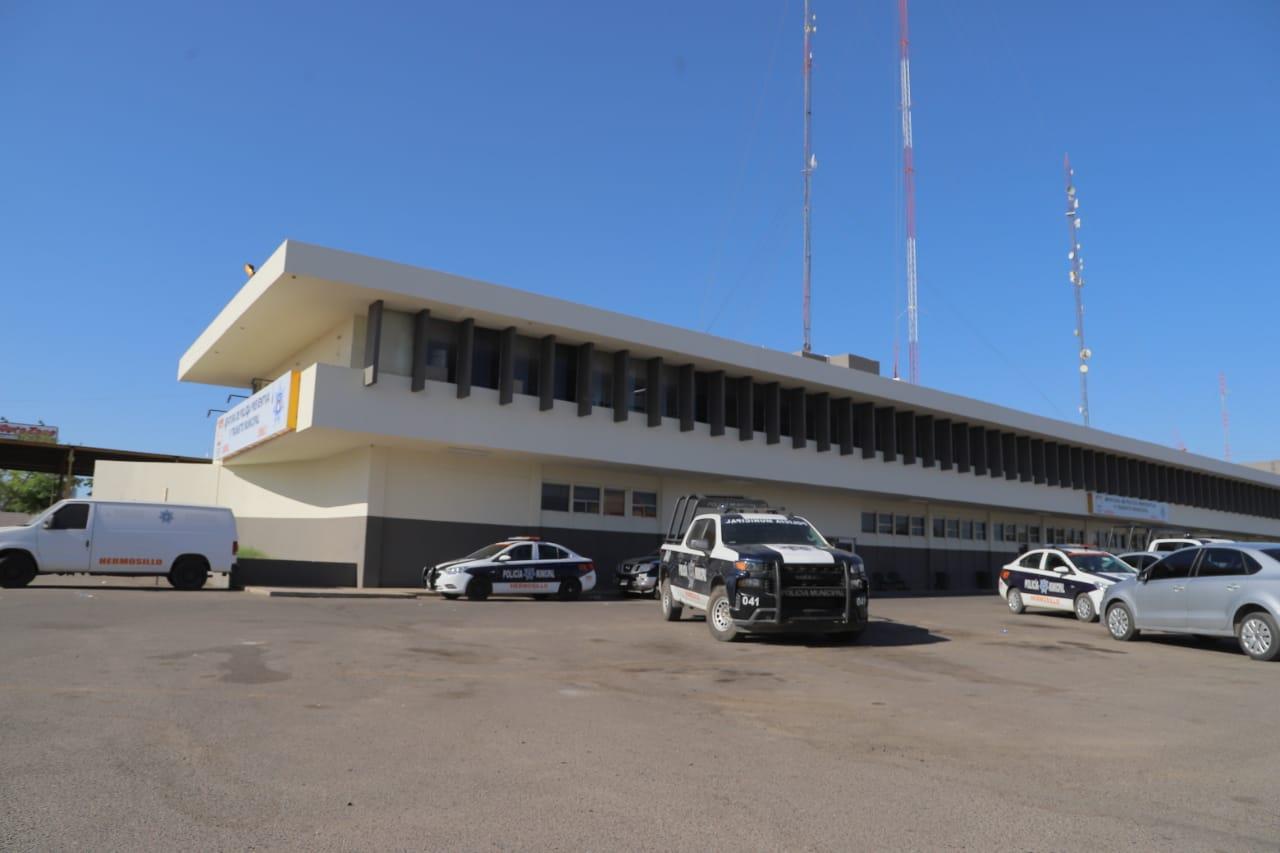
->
xmin=801 ymin=0 xmax=816 ymax=354
xmin=898 ymin=0 xmax=919 ymax=383
xmin=1064 ymin=154 xmax=1091 ymax=426
xmin=1219 ymin=371 xmax=1232 ymax=461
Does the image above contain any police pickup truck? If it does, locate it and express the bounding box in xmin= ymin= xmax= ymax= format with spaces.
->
xmin=658 ymin=495 xmax=868 ymax=642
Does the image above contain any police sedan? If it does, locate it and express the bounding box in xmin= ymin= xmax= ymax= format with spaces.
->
xmin=998 ymin=547 xmax=1136 ymax=622
xmin=424 ymin=538 xmax=596 ymax=601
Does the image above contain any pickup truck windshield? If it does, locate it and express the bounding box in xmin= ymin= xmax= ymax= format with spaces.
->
xmin=721 ymin=518 xmax=826 ymax=547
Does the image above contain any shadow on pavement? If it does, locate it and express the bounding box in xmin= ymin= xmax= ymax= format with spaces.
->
xmin=744 ymin=617 xmax=949 ymax=648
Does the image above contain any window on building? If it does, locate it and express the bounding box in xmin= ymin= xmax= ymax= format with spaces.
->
xmin=891 ymin=515 xmax=907 ymax=536
xmin=378 ymin=310 xmax=415 ymax=376
xmin=661 ymin=365 xmax=680 ymax=419
xmin=752 ymin=382 xmax=769 ymax=432
xmin=975 ymin=522 xmax=987 ymax=541
xmin=993 ymin=523 xmax=1004 ymax=542
xmin=540 ymin=483 xmax=570 ymax=512
xmin=631 ymin=491 xmax=658 ymax=518
xmin=572 ymin=485 xmax=600 ymax=514
xmin=945 ymin=519 xmax=959 ymax=539
xmin=961 ymin=520 xmax=974 ymax=540
xmin=426 ymin=318 xmax=458 ymax=382
xmin=933 ymin=518 xmax=945 ymax=538
xmin=1029 ymin=526 xmax=1041 ymax=544
xmin=724 ymin=379 xmax=739 ymax=430
xmin=877 ymin=513 xmax=893 ymax=535
xmin=910 ymin=516 xmax=925 ymax=537
xmin=553 ymin=344 xmax=577 ymax=402
xmin=590 ymin=350 xmax=613 ymax=408
xmin=693 ymin=371 xmax=710 ymax=423
xmin=471 ymin=326 xmax=501 ymax=390
xmin=1004 ymin=525 xmax=1018 ymax=543
xmin=861 ymin=512 xmax=876 ymax=534
xmin=1016 ymin=525 xmax=1029 ymax=543
xmin=603 ymin=488 xmax=625 ymax=517
xmin=628 ymin=360 xmax=648 ymax=413
xmin=513 ymin=335 xmax=540 ymax=397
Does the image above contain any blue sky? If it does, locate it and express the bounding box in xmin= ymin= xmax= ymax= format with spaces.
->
xmin=1 ymin=1 xmax=1277 ymax=463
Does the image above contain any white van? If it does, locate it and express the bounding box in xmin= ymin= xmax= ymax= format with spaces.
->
xmin=0 ymin=499 xmax=237 ymax=590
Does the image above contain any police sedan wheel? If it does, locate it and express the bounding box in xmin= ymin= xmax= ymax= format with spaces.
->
xmin=707 ymin=588 xmax=739 ymax=642
xmin=1238 ymin=612 xmax=1280 ymax=661
xmin=1106 ymin=603 xmax=1138 ymax=641
xmin=1006 ymin=589 xmax=1025 ymax=614
xmin=1074 ymin=594 xmax=1096 ymax=623
xmin=466 ymin=578 xmax=491 ymax=601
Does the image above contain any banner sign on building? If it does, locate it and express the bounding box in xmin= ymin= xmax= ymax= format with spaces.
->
xmin=1088 ymin=492 xmax=1169 ymax=523
xmin=0 ymin=421 xmax=59 ymax=443
xmin=214 ymin=371 xmax=300 ymax=461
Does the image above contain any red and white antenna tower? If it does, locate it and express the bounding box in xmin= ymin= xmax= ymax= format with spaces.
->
xmin=1064 ymin=154 xmax=1092 ymax=426
xmin=898 ymin=0 xmax=920 ymax=384
xmin=1219 ymin=371 xmax=1232 ymax=462
xmin=801 ymin=0 xmax=817 ymax=354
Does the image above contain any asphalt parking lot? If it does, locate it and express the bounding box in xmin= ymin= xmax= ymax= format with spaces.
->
xmin=2 ymin=581 xmax=1278 ymax=852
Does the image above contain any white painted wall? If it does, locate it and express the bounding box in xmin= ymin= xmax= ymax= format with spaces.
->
xmin=267 ymin=315 xmax=361 ymax=380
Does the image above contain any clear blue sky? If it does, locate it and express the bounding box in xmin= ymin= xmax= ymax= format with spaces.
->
xmin=2 ymin=1 xmax=1277 ymax=463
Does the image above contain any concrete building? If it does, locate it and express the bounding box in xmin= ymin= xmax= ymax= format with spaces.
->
xmin=94 ymin=241 xmax=1280 ymax=590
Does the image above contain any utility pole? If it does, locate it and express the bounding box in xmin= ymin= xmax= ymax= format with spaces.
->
xmin=1219 ymin=371 xmax=1232 ymax=462
xmin=1064 ymin=155 xmax=1091 ymax=426
xmin=898 ymin=0 xmax=920 ymax=384
xmin=801 ymin=0 xmax=816 ymax=354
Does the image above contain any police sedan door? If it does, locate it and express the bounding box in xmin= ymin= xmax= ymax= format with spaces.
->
xmin=493 ymin=543 xmax=538 ymax=593
xmin=534 ymin=543 xmax=574 ymax=591
xmin=1133 ymin=548 xmax=1199 ymax=629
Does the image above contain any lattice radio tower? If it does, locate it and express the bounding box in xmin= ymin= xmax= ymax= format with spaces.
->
xmin=801 ymin=0 xmax=817 ymax=353
xmin=898 ymin=0 xmax=920 ymax=384
xmin=1219 ymin=371 xmax=1232 ymax=462
xmin=1064 ymin=155 xmax=1092 ymax=425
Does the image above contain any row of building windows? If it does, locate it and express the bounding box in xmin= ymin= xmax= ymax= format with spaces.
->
xmin=540 ymin=483 xmax=658 ymax=519
xmin=861 ymin=512 xmax=1093 ymax=545
xmin=366 ymin=306 xmax=1280 ymax=523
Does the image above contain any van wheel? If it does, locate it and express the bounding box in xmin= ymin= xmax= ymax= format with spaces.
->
xmin=465 ymin=577 xmax=491 ymax=601
xmin=1006 ymin=588 xmax=1025 ymax=614
xmin=660 ymin=578 xmax=683 ymax=621
xmin=0 ymin=553 xmax=37 ymax=588
xmin=167 ymin=557 xmax=208 ymax=591
xmin=707 ymin=587 xmax=740 ymax=642
xmin=558 ymin=577 xmax=582 ymax=601
xmin=1237 ymin=611 xmax=1280 ymax=661
xmin=1074 ymin=594 xmax=1097 ymax=622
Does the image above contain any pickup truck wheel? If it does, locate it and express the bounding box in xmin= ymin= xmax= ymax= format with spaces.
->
xmin=167 ymin=556 xmax=208 ymax=591
xmin=466 ymin=577 xmax=491 ymax=601
xmin=707 ymin=587 xmax=740 ymax=642
xmin=836 ymin=627 xmax=864 ymax=644
xmin=0 ymin=553 xmax=37 ymax=588
xmin=557 ymin=577 xmax=582 ymax=601
xmin=660 ymin=578 xmax=682 ymax=621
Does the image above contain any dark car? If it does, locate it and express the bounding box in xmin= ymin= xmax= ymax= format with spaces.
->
xmin=616 ymin=553 xmax=661 ymax=598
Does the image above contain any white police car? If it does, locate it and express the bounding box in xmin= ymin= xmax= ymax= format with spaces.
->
xmin=998 ymin=547 xmax=1136 ymax=622
xmin=424 ymin=537 xmax=596 ymax=601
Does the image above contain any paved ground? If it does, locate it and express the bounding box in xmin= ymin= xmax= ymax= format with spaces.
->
xmin=2 ymin=579 xmax=1277 ymax=852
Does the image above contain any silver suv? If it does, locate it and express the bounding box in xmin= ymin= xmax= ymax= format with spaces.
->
xmin=1101 ymin=543 xmax=1280 ymax=661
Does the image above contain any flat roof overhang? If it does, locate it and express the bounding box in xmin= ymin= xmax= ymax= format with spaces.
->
xmin=0 ymin=439 xmax=209 ymax=477
xmin=179 ymin=240 xmax=1280 ymax=489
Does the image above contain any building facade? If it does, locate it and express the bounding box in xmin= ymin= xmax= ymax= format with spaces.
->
xmin=94 ymin=241 xmax=1280 ymax=590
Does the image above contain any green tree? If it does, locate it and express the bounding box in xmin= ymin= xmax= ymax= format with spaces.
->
xmin=0 ymin=470 xmax=80 ymax=513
